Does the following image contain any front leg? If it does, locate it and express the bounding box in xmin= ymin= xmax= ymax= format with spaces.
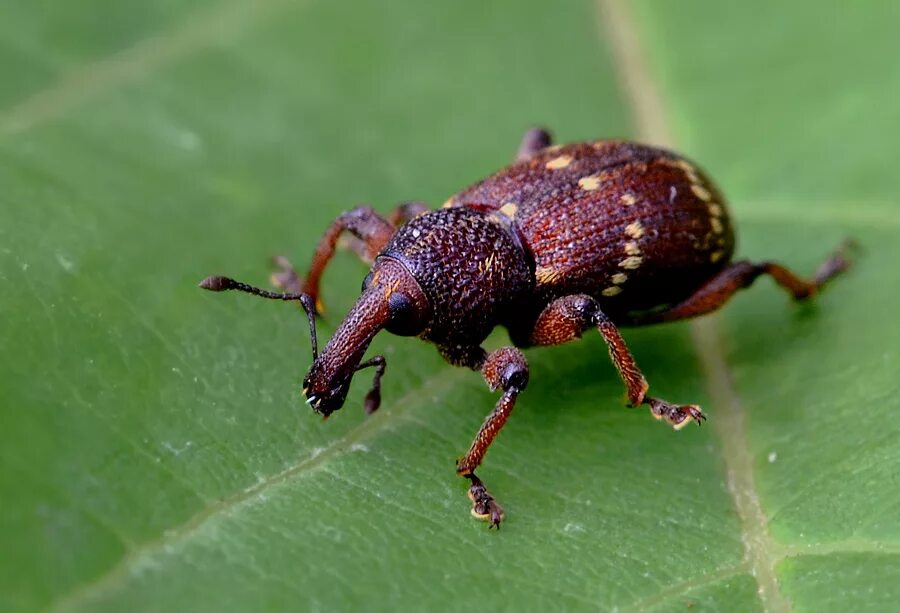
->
xmin=441 ymin=345 xmax=529 ymax=528
xmin=525 ymin=294 xmax=704 ymax=429
xmin=340 ymin=201 xmax=430 ymax=264
xmin=271 ymin=205 xmax=405 ymax=312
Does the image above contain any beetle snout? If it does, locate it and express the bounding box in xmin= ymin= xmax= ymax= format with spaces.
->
xmin=303 ymin=374 xmax=351 ymax=418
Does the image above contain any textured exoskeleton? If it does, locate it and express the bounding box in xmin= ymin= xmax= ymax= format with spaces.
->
xmin=201 ymin=128 xmax=851 ymax=528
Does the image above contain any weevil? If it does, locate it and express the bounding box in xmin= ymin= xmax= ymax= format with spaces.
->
xmin=200 ymin=128 xmax=851 ymax=528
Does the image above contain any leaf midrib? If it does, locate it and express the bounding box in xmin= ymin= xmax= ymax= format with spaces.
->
xmin=597 ymin=0 xmax=791 ymax=609
xmin=598 ymin=3 xmax=900 ymax=609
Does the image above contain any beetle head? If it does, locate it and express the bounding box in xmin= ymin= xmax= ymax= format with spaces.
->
xmin=303 ymin=257 xmax=429 ymax=416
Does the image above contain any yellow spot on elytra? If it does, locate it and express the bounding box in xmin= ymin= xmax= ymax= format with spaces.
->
xmin=710 ymin=218 xmax=724 ymax=234
xmin=602 ymin=286 xmax=623 ymax=297
xmin=545 ymin=155 xmax=573 ymax=170
xmin=620 ymin=193 xmax=637 ymax=206
xmin=691 ymin=184 xmax=712 ymax=201
xmin=536 ymin=266 xmax=561 ymax=284
xmin=707 ymin=202 xmax=723 ymax=217
xmin=442 ymin=197 xmax=455 ymax=208
xmin=619 ymin=256 xmax=643 ymax=270
xmin=710 ymin=250 xmax=726 ymax=263
xmin=578 ymin=175 xmax=601 ymax=190
xmin=624 ymin=241 xmax=641 ymax=256
xmin=675 ymin=159 xmax=700 ymax=181
xmin=660 ymin=157 xmax=699 ymax=181
xmin=499 ymin=202 xmax=519 ymax=218
xmin=612 ymin=273 xmax=628 ymax=284
xmin=625 ymin=221 xmax=645 ymax=239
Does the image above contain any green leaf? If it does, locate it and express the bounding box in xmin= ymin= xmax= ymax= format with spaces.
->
xmin=1 ymin=0 xmax=898 ymax=611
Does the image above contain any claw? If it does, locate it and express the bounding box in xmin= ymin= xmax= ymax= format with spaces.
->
xmin=466 ymin=474 xmax=504 ymax=528
xmin=646 ymin=397 xmax=707 ymax=430
xmin=270 ymin=255 xmax=304 ymax=290
xmin=672 ymin=405 xmax=706 ymax=430
xmin=470 ymin=504 xmax=504 ymax=529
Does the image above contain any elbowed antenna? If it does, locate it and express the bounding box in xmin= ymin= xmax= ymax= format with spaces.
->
xmin=198 ymin=275 xmax=319 ymax=360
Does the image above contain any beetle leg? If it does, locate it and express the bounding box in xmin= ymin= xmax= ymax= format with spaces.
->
xmin=441 ymin=345 xmax=529 ymax=528
xmin=387 ymin=201 xmax=430 ymax=226
xmin=271 ymin=206 xmax=396 ymax=312
xmin=624 ymin=241 xmax=855 ymax=325
xmin=340 ymin=201 xmax=430 ymax=262
xmin=336 ymin=201 xmax=431 ymax=267
xmin=524 ymin=294 xmax=704 ymax=429
xmin=516 ymin=127 xmax=553 ymax=161
xmin=355 ymin=355 xmax=387 ymax=415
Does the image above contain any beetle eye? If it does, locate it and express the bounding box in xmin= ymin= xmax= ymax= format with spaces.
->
xmin=388 ymin=291 xmax=412 ymax=320
xmin=361 ymin=271 xmax=374 ymax=292
xmin=386 ymin=291 xmax=422 ymax=336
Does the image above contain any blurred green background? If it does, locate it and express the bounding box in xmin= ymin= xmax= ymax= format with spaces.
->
xmin=1 ymin=1 xmax=899 ymax=611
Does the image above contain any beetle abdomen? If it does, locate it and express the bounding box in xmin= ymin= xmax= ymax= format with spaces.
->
xmin=448 ymin=141 xmax=735 ymax=314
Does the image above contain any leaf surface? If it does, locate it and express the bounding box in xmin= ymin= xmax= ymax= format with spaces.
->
xmin=1 ymin=1 xmax=898 ymax=611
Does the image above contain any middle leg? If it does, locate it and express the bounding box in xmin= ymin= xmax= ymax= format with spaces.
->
xmin=440 ymin=345 xmax=530 ymax=528
xmin=524 ymin=294 xmax=705 ymax=429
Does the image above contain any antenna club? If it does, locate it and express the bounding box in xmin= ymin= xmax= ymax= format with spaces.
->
xmin=199 ymin=276 xmax=233 ymax=291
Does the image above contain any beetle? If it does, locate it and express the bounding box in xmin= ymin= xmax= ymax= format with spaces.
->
xmin=200 ymin=128 xmax=851 ymax=528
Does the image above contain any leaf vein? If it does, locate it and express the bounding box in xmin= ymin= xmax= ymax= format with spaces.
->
xmin=51 ymin=367 xmax=467 ymax=611
xmin=616 ymin=562 xmax=751 ymax=612
xmin=0 ymin=0 xmax=306 ymax=137
xmin=597 ymin=1 xmax=792 ymax=610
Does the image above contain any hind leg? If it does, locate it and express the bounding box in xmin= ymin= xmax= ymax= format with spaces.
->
xmin=625 ymin=242 xmax=854 ymax=325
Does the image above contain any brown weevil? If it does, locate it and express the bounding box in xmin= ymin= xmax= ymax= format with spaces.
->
xmin=200 ymin=128 xmax=852 ymax=528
